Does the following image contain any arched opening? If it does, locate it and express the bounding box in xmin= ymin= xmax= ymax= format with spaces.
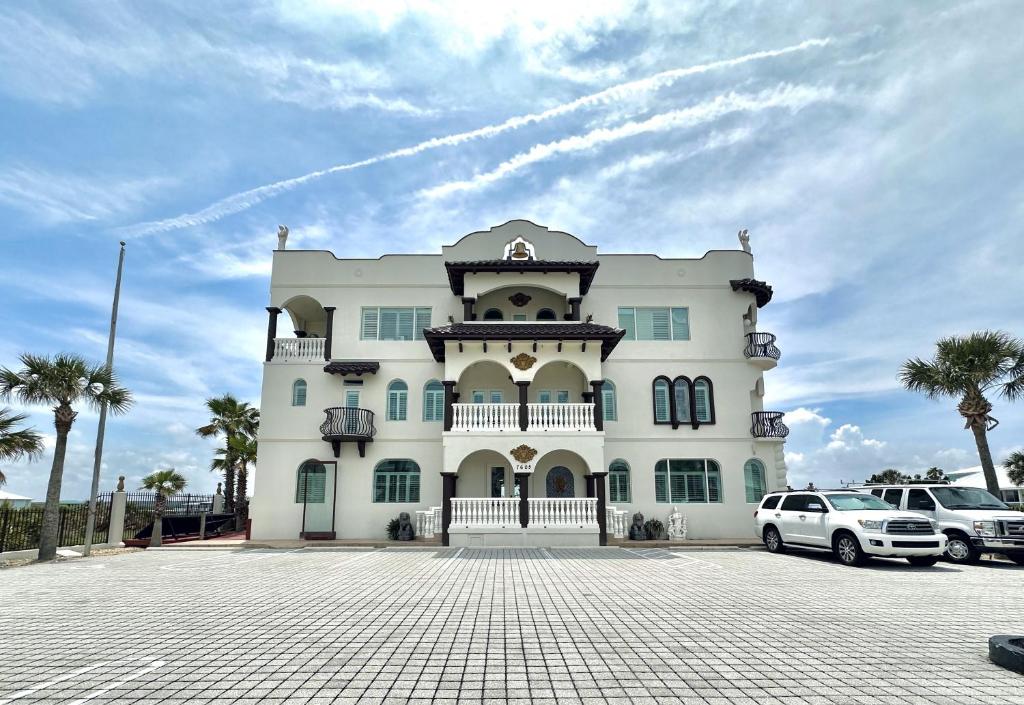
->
xmin=280 ymin=295 xmax=327 ymax=338
xmin=296 ymin=459 xmax=336 ymax=538
xmin=693 ymin=377 xmax=715 ymax=424
xmin=483 ymin=308 xmax=504 ymax=321
xmin=457 ymin=449 xmax=514 ymax=498
xmin=386 ymin=379 xmax=408 ymax=421
xmin=373 ymin=459 xmax=420 ymax=503
xmin=744 ymin=458 xmax=767 ymax=503
xmin=530 ymin=359 xmax=588 ymax=404
xmin=536 ymin=308 xmax=557 ymax=321
xmin=655 ymin=459 xmax=722 ymax=504
xmin=473 ymin=285 xmax=568 ymax=322
xmin=423 ymin=380 xmax=444 ymax=421
xmin=292 ymin=379 xmax=307 ymax=406
xmin=652 ymin=376 xmax=671 ymax=423
xmin=672 ymin=375 xmax=692 ymax=427
xmin=545 ymin=467 xmax=575 ymax=498
xmin=601 ymin=380 xmax=617 ymax=421
xmin=456 ymin=360 xmax=516 ymax=404
xmin=531 ymin=449 xmax=589 ymax=499
xmin=609 ymin=459 xmax=630 ymax=503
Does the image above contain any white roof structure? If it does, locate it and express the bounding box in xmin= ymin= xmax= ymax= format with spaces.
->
xmin=946 ymin=465 xmax=1016 ymax=490
xmin=0 ymin=489 xmax=32 ymax=501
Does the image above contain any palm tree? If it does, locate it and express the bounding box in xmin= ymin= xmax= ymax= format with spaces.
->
xmin=899 ymin=331 xmax=1024 ymax=495
xmin=868 ymin=468 xmax=909 ymax=484
xmin=924 ymin=466 xmax=946 ymax=482
xmin=196 ymin=395 xmax=258 ymax=515
xmin=140 ymin=468 xmax=187 ymax=548
xmin=0 ymin=407 xmax=45 ymax=486
xmin=229 ymin=434 xmax=257 ymax=530
xmin=1004 ymin=451 xmax=1024 ymax=488
xmin=0 ymin=354 xmax=131 ymax=560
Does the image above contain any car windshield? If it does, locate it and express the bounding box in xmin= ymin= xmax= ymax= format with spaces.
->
xmin=825 ymin=494 xmax=895 ymax=511
xmin=930 ymin=487 xmax=1008 ymax=510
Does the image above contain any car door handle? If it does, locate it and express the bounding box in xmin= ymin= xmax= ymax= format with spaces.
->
xmin=774 ymin=513 xmax=782 ymax=518
xmin=798 ymin=514 xmax=807 ymax=520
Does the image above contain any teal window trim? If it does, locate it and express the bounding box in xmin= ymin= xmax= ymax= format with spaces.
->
xmin=609 ymin=460 xmax=630 ymax=503
xmin=655 ymin=459 xmax=722 ymax=503
xmin=744 ymin=459 xmax=768 ymax=503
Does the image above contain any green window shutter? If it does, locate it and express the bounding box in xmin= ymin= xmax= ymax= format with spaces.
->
xmin=387 ymin=475 xmax=398 ymax=502
xmin=296 ymin=465 xmax=326 ymax=504
xmin=361 ymin=308 xmax=378 ymax=340
xmin=414 ymin=308 xmax=431 ymax=339
xmin=617 ymin=308 xmax=636 ymax=339
xmin=378 ymin=309 xmax=399 ymax=340
xmin=556 ymin=390 xmax=569 ymax=403
xmin=396 ymin=474 xmax=408 ymax=502
xmin=408 ymin=472 xmax=420 ymax=502
xmin=694 ymin=380 xmax=711 ymax=422
xmin=602 ymin=384 xmax=616 ymax=421
xmin=489 ymin=390 xmax=503 ymax=403
xmin=397 ymin=308 xmax=414 ymax=341
xmin=538 ymin=390 xmax=551 ymax=404
xmin=673 ymin=382 xmax=690 ymax=423
xmin=635 ymin=308 xmax=655 ymax=340
xmin=653 ymin=380 xmax=670 ymax=422
xmin=744 ymin=460 xmax=766 ymax=503
xmin=671 ymin=307 xmax=690 ymax=340
xmin=433 ymin=392 xmax=444 ymax=421
xmin=398 ymin=391 xmax=407 ymax=420
xmin=684 ymin=473 xmax=705 ymax=502
xmin=472 ymin=391 xmax=485 ymax=404
xmin=654 ymin=461 xmax=668 ymax=502
xmin=387 ymin=392 xmax=398 ymax=420
xmin=650 ymin=308 xmax=670 ymax=340
xmin=707 ymin=462 xmax=722 ymax=502
xmin=345 ymin=391 xmax=359 ymax=407
xmin=292 ymin=380 xmax=307 ymax=407
xmin=374 ymin=472 xmax=387 ymax=502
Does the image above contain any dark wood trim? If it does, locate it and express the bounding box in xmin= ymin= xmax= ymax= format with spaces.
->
xmin=323 ymin=307 xmax=336 ymax=360
xmin=265 ymin=307 xmax=281 ymax=362
xmin=693 ymin=375 xmax=716 ymax=427
xmin=441 ymin=472 xmax=457 ymax=546
xmin=445 ymin=260 xmax=600 ymax=296
xmin=442 ymin=380 xmax=456 ymax=431
xmin=730 ymin=278 xmax=773 ymax=308
xmin=652 ymin=376 xmax=673 ymax=426
xmin=584 ymin=474 xmax=595 ymax=498
xmin=592 ymin=471 xmax=608 ymax=546
xmin=515 ymin=472 xmax=530 ymax=528
xmin=462 ymin=297 xmax=476 ymax=322
xmin=590 ymin=380 xmax=605 ymax=431
xmin=299 ymin=531 xmax=336 ymax=540
xmin=581 ymin=391 xmax=594 ymax=403
xmin=516 ymin=381 xmax=530 ymax=431
xmin=568 ymin=297 xmax=582 ymax=321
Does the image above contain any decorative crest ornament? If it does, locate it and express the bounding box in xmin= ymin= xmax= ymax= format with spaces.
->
xmin=738 ymin=228 xmax=750 ymax=254
xmin=116 ymin=475 xmax=125 ymax=492
xmin=510 ymin=352 xmax=537 ymax=370
xmin=510 ymin=444 xmax=537 ymax=464
xmin=510 ymin=241 xmax=529 ymax=258
xmin=277 ymin=224 xmax=289 ymax=250
xmin=508 ymin=292 xmax=532 ymax=307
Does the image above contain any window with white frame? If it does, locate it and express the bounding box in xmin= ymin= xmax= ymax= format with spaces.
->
xmin=609 ymin=459 xmax=630 ymax=503
xmin=373 ymin=459 xmax=420 ymax=502
xmin=423 ymin=380 xmax=444 ymax=421
xmin=617 ymin=307 xmax=689 ymax=340
xmin=744 ymin=458 xmax=768 ymax=503
xmin=360 ymin=307 xmax=431 ymax=340
xmin=387 ymin=380 xmax=408 ymax=420
xmin=292 ymin=379 xmax=307 ymax=407
xmin=655 ymin=459 xmax=722 ymax=503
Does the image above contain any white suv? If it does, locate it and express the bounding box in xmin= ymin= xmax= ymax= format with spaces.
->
xmin=754 ymin=490 xmax=948 ymax=567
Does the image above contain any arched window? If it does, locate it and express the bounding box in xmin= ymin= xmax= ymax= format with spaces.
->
xmin=537 ymin=308 xmax=557 ymax=321
xmin=373 ymin=459 xmax=420 ymax=502
xmin=672 ymin=376 xmax=691 ymax=427
xmin=292 ymin=379 xmax=307 ymax=407
xmin=652 ymin=377 xmax=671 ymax=423
xmin=423 ymin=380 xmax=444 ymax=421
xmin=744 ymin=458 xmax=768 ymax=503
xmin=655 ymin=459 xmax=722 ymax=503
xmin=601 ymin=380 xmax=617 ymax=421
xmin=609 ymin=459 xmax=630 ymax=503
xmin=546 ymin=466 xmax=574 ymax=498
xmin=693 ymin=377 xmax=714 ymax=424
xmin=483 ymin=308 xmax=504 ymax=320
xmin=387 ymin=380 xmax=408 ymax=421
xmin=295 ymin=461 xmax=326 ymax=503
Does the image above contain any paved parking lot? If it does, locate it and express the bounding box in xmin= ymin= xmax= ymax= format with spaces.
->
xmin=1 ymin=546 xmax=1022 ymax=705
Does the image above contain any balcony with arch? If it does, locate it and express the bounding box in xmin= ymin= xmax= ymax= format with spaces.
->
xmin=265 ymin=295 xmax=335 ymax=363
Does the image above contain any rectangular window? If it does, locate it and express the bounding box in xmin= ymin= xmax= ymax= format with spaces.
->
xmin=538 ymin=390 xmax=551 ymax=404
xmin=655 ymin=459 xmax=722 ymax=503
xmin=618 ymin=307 xmax=690 ymax=340
xmin=512 ymin=313 xmax=527 ymax=321
xmin=374 ymin=471 xmax=420 ymax=503
xmin=653 ymin=381 xmax=670 ymax=422
xmin=472 ymin=390 xmax=503 ymax=403
xmin=601 ymin=386 xmax=616 ymax=421
xmin=360 ymin=307 xmax=431 ymax=340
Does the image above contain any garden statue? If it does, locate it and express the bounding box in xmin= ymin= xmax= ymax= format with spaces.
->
xmin=628 ymin=512 xmax=646 ymax=540
xmin=277 ymin=224 xmax=289 ymax=250
xmin=116 ymin=475 xmax=125 ymax=491
xmin=738 ymin=228 xmax=751 ymax=253
xmin=666 ymin=507 xmax=687 ymax=540
xmin=397 ymin=511 xmax=415 ymax=541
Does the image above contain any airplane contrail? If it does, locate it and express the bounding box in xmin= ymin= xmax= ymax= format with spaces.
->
xmin=120 ymin=37 xmax=832 ymax=237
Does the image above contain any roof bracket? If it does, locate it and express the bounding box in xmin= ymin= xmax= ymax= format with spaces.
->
xmin=507 ymin=340 xmax=512 ymax=353
xmin=557 ymin=341 xmax=563 ymax=353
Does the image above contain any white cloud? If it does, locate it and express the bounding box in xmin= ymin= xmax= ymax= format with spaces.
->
xmin=785 ymin=407 xmax=833 ymax=427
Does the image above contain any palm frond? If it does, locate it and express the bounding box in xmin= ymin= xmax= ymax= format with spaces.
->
xmin=0 ymin=407 xmax=45 ymax=463
xmin=140 ymin=468 xmax=188 ymax=497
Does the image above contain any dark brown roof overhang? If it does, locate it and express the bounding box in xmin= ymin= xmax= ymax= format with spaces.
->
xmin=445 ymin=260 xmax=599 ymax=296
xmin=422 ymin=322 xmax=624 ymax=362
xmin=323 ymin=360 xmax=381 ymax=376
xmin=730 ymin=278 xmax=774 ymax=308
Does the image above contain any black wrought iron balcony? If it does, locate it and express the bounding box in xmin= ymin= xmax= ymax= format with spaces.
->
xmin=320 ymin=407 xmax=376 ymax=458
xmin=751 ymin=411 xmax=789 ymax=439
xmin=744 ymin=332 xmax=781 ymax=362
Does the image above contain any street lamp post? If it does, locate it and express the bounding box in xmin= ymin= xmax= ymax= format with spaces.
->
xmin=82 ymin=241 xmax=126 ymax=557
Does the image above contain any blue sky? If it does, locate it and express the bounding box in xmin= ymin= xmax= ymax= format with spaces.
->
xmin=1 ymin=0 xmax=1022 ymax=500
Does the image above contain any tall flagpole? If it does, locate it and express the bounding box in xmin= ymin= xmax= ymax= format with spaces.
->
xmin=83 ymin=241 xmax=126 ymax=557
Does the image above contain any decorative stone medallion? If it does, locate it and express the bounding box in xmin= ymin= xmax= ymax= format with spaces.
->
xmin=510 ymin=352 xmax=537 ymax=371
xmin=508 ymin=292 xmax=532 ymax=307
xmin=510 ymin=444 xmax=537 ymax=464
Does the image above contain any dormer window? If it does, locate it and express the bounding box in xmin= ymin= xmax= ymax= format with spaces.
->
xmin=503 ymin=236 xmax=536 ymax=261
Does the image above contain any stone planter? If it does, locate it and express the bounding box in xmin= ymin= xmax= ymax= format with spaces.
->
xmin=989 ymin=635 xmax=1024 ymax=674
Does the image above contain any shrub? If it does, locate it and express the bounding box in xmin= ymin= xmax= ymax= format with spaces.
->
xmin=385 ymin=518 xmax=400 ymax=541
xmin=644 ymin=518 xmax=665 ymax=540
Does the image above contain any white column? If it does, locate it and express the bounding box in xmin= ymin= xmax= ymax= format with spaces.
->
xmin=108 ymin=487 xmax=127 ymax=546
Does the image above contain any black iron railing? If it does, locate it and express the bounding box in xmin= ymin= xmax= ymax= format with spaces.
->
xmin=0 ymin=495 xmax=112 ymax=553
xmin=320 ymin=407 xmax=376 ymax=438
xmin=751 ymin=411 xmax=789 ymax=438
xmin=744 ymin=332 xmax=781 ymax=360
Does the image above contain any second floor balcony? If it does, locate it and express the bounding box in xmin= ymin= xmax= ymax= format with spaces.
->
xmin=320 ymin=407 xmax=376 ymax=457
xmin=751 ymin=411 xmax=789 ymax=439
xmin=272 ymin=336 xmax=326 ymax=362
xmin=450 ymin=402 xmax=597 ymax=432
xmin=744 ymin=332 xmax=781 ymax=369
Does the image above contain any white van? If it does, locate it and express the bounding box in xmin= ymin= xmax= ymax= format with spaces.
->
xmin=849 ymin=483 xmax=1024 ymax=565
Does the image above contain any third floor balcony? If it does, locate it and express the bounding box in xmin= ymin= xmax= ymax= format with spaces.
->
xmin=744 ymin=332 xmax=781 ymax=369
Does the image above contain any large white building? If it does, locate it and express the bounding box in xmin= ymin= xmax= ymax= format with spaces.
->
xmin=250 ymin=220 xmax=789 ymax=545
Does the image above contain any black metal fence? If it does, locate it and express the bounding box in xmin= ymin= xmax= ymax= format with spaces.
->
xmin=122 ymin=492 xmax=216 ymax=541
xmin=0 ymin=494 xmax=112 ymax=553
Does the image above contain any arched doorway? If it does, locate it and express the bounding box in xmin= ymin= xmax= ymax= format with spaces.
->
xmin=545 ymin=466 xmax=575 ymax=498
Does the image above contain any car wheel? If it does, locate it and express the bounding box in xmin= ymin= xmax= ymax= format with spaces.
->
xmin=833 ymin=532 xmax=864 ymax=566
xmin=1008 ymin=553 xmax=1024 ymax=566
xmin=906 ymin=556 xmax=939 ymax=567
xmin=945 ymin=534 xmax=980 ymax=564
xmin=763 ymin=526 xmax=785 ymax=553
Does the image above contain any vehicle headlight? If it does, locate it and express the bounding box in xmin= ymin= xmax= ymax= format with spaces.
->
xmin=858 ymin=519 xmax=884 ymax=531
xmin=974 ymin=520 xmax=996 ymax=537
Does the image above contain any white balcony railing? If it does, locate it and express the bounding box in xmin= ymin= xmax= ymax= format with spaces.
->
xmin=272 ymin=337 xmax=325 ymax=362
xmin=451 ymin=403 xmax=519 ymax=431
xmin=450 ymin=402 xmax=597 ymax=432
xmin=450 ymin=498 xmax=520 ymax=527
xmin=606 ymin=506 xmax=628 ymax=539
xmin=527 ymin=403 xmax=595 ymax=431
xmin=416 ymin=506 xmax=442 ymax=538
xmin=527 ymin=497 xmax=598 ymax=527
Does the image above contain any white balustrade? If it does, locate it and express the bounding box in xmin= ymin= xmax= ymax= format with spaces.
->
xmin=527 ymin=403 xmax=595 ymax=431
xmin=415 ymin=508 xmax=440 ymax=538
xmin=606 ymin=506 xmax=628 ymax=539
xmin=451 ymin=403 xmax=519 ymax=431
xmin=527 ymin=498 xmax=598 ymax=527
xmin=450 ymin=498 xmax=520 ymax=527
xmin=272 ymin=337 xmax=325 ymax=362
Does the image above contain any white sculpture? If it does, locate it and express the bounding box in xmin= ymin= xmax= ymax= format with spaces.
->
xmin=277 ymin=224 xmax=289 ymax=250
xmin=667 ymin=507 xmax=687 ymax=540
xmin=738 ymin=229 xmax=751 ymax=254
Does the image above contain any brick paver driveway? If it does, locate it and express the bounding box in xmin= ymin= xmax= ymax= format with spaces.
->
xmin=1 ymin=547 xmax=1022 ymax=704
